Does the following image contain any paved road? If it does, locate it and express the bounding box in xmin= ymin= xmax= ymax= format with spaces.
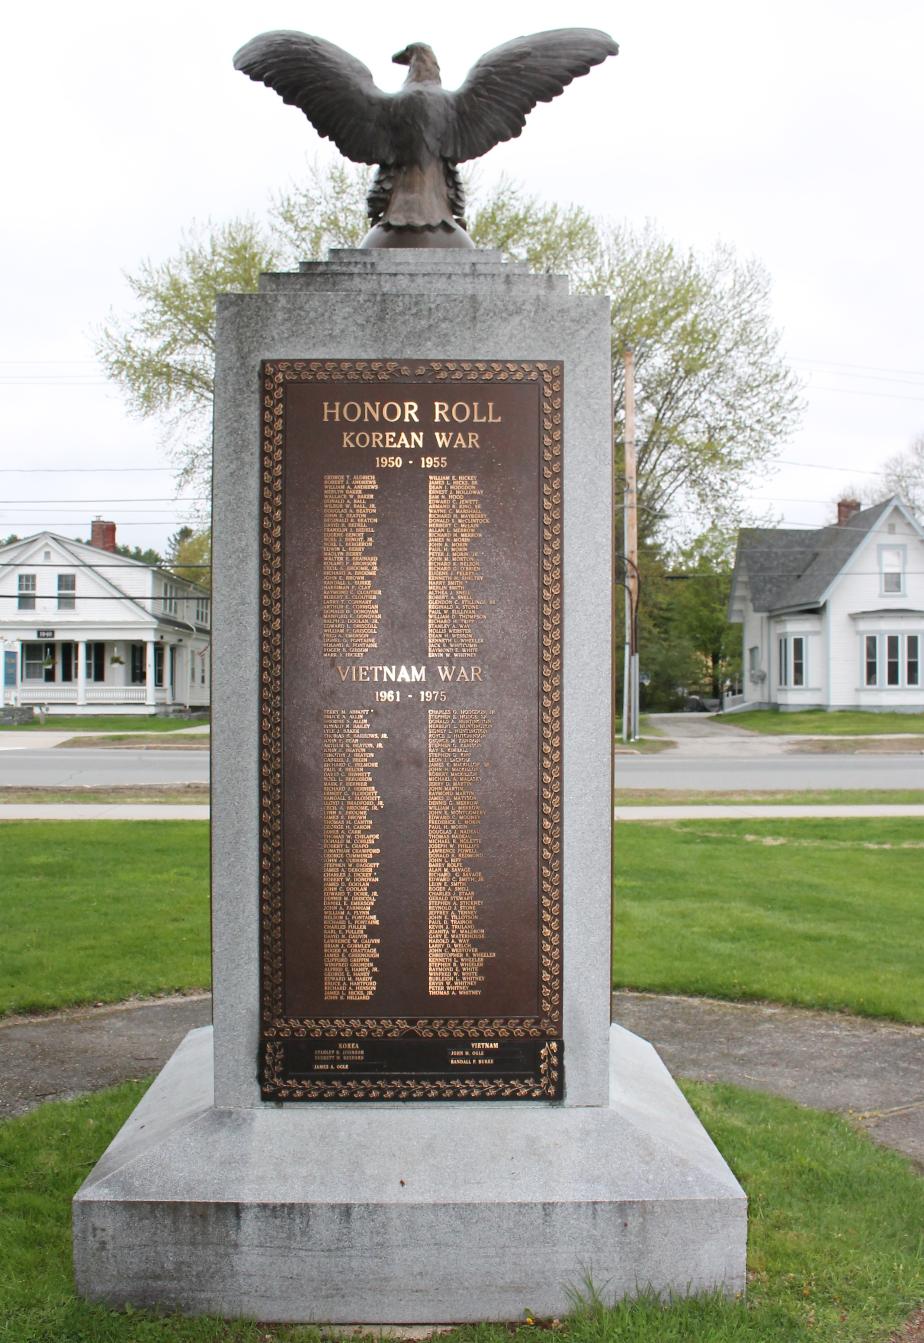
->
xmin=618 ymin=754 xmax=924 ymax=790
xmin=0 ymin=747 xmax=209 ymax=787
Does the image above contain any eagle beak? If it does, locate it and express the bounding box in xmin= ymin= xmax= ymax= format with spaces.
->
xmin=392 ymin=47 xmax=411 ymax=65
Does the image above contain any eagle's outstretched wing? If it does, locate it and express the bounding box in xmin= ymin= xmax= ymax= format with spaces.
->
xmin=233 ymin=31 xmax=394 ymax=165
xmin=444 ymin=29 xmax=618 ymax=163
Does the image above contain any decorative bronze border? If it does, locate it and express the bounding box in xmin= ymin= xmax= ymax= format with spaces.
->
xmin=258 ymin=359 xmax=562 ymax=1098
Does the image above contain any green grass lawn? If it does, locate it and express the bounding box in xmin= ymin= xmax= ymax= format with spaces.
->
xmin=0 ymin=822 xmax=210 ymax=1016
xmin=716 ymin=708 xmax=924 ymax=735
xmin=0 ymin=715 xmax=207 ymax=733
xmin=1 ymin=1080 xmax=921 ymax=1342
xmin=614 ymin=818 xmax=924 ymax=1021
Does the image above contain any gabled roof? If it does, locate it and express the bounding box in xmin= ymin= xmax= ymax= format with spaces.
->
xmin=734 ymin=497 xmax=901 ymax=613
xmin=0 ymin=529 xmax=208 ymax=595
xmin=0 ymin=530 xmax=208 ymax=628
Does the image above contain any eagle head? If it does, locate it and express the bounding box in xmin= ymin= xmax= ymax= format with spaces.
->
xmin=392 ymin=42 xmax=441 ymax=83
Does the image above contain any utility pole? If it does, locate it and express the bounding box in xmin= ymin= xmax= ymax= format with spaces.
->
xmin=622 ymin=349 xmax=640 ymax=741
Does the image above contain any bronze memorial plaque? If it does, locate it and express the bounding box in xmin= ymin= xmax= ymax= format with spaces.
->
xmin=258 ymin=359 xmax=563 ymax=1100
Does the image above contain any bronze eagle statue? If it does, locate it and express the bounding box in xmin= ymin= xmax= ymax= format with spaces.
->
xmin=233 ymin=28 xmax=618 ymax=248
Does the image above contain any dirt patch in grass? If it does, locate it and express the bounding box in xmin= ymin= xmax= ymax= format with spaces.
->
xmin=56 ymin=735 xmax=209 ymax=750
xmin=615 ymin=788 xmax=924 ymax=805
xmin=614 ymin=736 xmax=677 ymax=755
xmin=786 ymin=737 xmax=924 ymax=755
xmin=0 ymin=784 xmax=209 ymax=805
xmin=717 ymin=708 xmax=924 ymax=735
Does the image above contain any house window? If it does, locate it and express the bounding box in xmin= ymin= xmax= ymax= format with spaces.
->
xmin=864 ymin=633 xmax=923 ymax=688
xmin=778 ymin=635 xmax=806 ymax=688
xmin=17 ymin=574 xmax=36 ymax=610
xmin=792 ymin=637 xmax=805 ymax=687
xmin=161 ymin=583 xmax=180 ymax=616
xmin=85 ymin=642 xmax=105 ymax=682
xmin=196 ymin=596 xmax=209 ymax=625
xmin=154 ymin=645 xmax=164 ymax=688
xmin=130 ymin=643 xmax=146 ymax=685
xmin=748 ymin=645 xmax=760 ymax=675
xmin=57 ymin=573 xmax=76 ymax=609
xmin=60 ymin=644 xmax=75 ymax=683
xmin=22 ymin=643 xmax=46 ymax=681
xmin=880 ymin=547 xmax=904 ymax=595
xmin=22 ymin=642 xmax=56 ymax=683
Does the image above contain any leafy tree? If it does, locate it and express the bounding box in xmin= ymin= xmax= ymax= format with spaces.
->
xmin=665 ymin=529 xmax=741 ymax=699
xmin=97 ymin=218 xmax=277 ymax=490
xmin=631 ymin=529 xmax=740 ymax=708
xmin=879 ymin=434 xmax=924 ymax=517
xmin=271 ymin=160 xmax=371 ymax=258
xmin=603 ymin=225 xmax=802 ymax=539
xmin=113 ymin=542 xmax=164 ymax=567
xmin=1 ymin=534 xmax=20 ymax=546
xmin=166 ymin=526 xmax=211 ymax=589
xmin=97 ymin=160 xmax=801 ymax=541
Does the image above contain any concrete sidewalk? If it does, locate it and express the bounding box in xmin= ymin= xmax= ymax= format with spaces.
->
xmin=3 ymin=991 xmax=921 ymax=1170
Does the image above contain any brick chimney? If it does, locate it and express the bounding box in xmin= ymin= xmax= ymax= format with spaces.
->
xmin=837 ymin=498 xmax=861 ymax=526
xmin=90 ymin=518 xmax=117 ymax=551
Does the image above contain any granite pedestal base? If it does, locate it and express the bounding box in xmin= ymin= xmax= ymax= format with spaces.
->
xmin=73 ymin=1024 xmax=746 ymax=1323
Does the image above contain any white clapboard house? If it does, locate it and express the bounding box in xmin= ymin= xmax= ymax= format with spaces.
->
xmin=0 ymin=520 xmax=210 ymax=715
xmin=728 ymin=496 xmax=924 ymax=711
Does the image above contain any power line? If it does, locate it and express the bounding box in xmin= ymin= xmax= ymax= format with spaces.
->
xmin=791 ymin=356 xmax=924 ymax=379
xmin=0 ymin=594 xmax=209 ymax=603
xmin=774 ymin=458 xmax=883 ymax=474
xmin=0 ymin=521 xmax=194 ymax=527
xmin=0 ymin=467 xmax=175 ymax=474
xmin=0 ymin=562 xmax=210 ymax=569
xmin=808 ymin=383 xmax=924 ymax=404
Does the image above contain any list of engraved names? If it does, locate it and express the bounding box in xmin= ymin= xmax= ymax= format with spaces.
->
xmin=276 ymin=367 xmax=548 ymax=1029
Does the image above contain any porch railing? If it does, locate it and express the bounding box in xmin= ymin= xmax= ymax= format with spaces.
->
xmin=14 ymin=686 xmax=167 ymax=706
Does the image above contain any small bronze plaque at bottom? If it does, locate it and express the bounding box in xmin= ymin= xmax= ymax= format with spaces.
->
xmin=261 ymin=1037 xmax=563 ymax=1102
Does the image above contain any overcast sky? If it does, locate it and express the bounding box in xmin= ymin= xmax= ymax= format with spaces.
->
xmin=2 ymin=0 xmax=923 ymax=553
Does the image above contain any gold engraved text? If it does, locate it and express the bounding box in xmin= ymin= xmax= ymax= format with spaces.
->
xmin=428 ymin=708 xmax=495 ymax=996
xmin=323 ymin=400 xmax=420 ymax=422
xmin=322 ymin=474 xmax=380 ymax=657
xmin=433 ymin=401 xmax=501 ymax=423
xmin=428 ymin=475 xmax=487 ymax=657
xmin=323 ymin=708 xmax=384 ymax=1000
